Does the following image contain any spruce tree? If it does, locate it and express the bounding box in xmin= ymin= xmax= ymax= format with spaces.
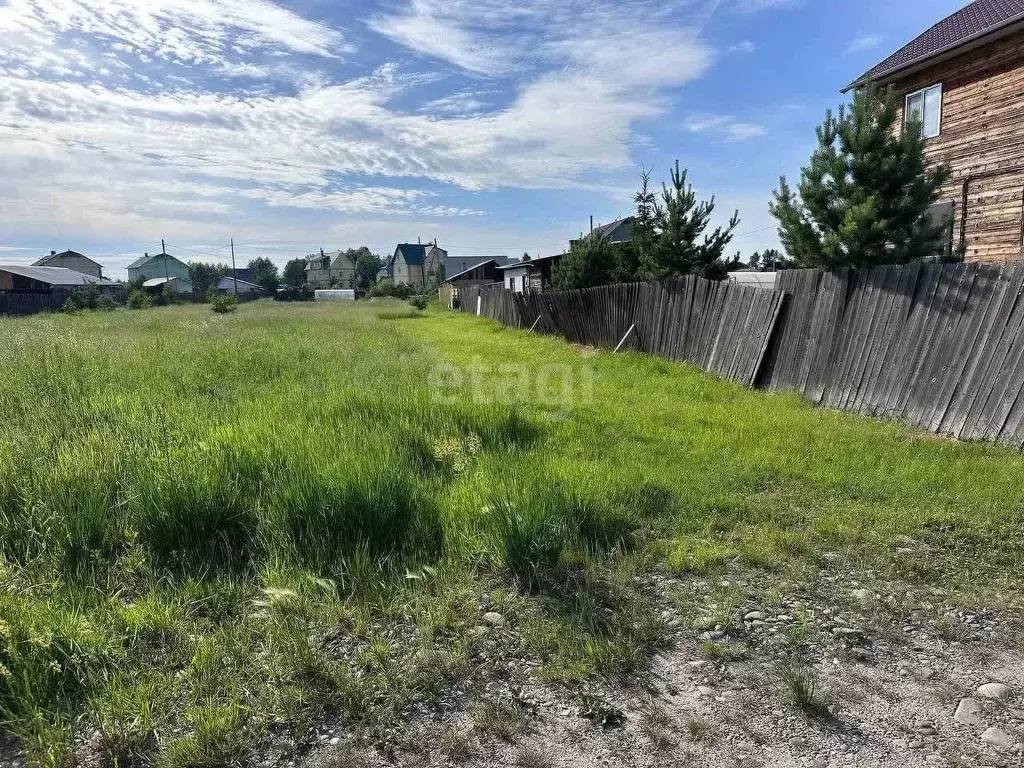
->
xmin=552 ymin=234 xmax=616 ymax=290
xmin=770 ymin=85 xmax=950 ymax=269
xmin=642 ymin=160 xmax=739 ymax=281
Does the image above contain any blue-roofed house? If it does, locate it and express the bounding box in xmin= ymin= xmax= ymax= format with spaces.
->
xmin=390 ymin=241 xmax=448 ymax=288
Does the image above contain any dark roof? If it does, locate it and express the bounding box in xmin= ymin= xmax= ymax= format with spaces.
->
xmin=444 ymin=255 xmax=513 ymax=277
xmin=847 ymin=0 xmax=1024 ymax=89
xmin=216 ymin=276 xmax=261 ymax=290
xmin=395 ymin=243 xmax=427 ymax=265
xmin=32 ymin=250 xmax=100 ymax=268
xmin=496 ymin=253 xmax=564 ymax=270
xmin=592 ymin=217 xmax=633 ymax=242
xmin=444 ymin=259 xmax=501 ymax=283
xmin=0 ymin=265 xmax=104 ymax=286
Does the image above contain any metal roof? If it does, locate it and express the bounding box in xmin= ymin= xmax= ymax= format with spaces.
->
xmin=847 ymin=0 xmax=1024 ymax=90
xmin=142 ymin=277 xmax=175 ymax=287
xmin=32 ymin=250 xmax=101 ymax=268
xmin=216 ymin=276 xmax=261 ymax=290
xmin=394 ymin=243 xmax=427 ymax=265
xmin=0 ymin=265 xmax=103 ymax=285
xmin=443 ymin=259 xmax=500 ymax=283
xmin=496 ymin=253 xmax=564 ymax=270
xmin=127 ymin=251 xmax=185 ymax=270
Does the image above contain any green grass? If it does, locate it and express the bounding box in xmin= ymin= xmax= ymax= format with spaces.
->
xmin=0 ymin=300 xmax=1023 ymax=765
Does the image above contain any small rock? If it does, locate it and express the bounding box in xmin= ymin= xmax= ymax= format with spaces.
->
xmin=482 ymin=611 xmax=505 ymax=627
xmin=744 ymin=611 xmax=765 ymax=622
xmin=954 ymin=698 xmax=985 ymax=727
xmin=851 ymin=588 xmax=872 ymax=602
xmin=696 ymin=685 xmax=715 ymax=698
xmin=977 ymin=683 xmax=1014 ymax=702
xmin=916 ymin=725 xmax=937 ymax=737
xmin=981 ymin=727 xmax=1014 ymax=751
xmin=908 ymin=740 xmax=924 ymax=750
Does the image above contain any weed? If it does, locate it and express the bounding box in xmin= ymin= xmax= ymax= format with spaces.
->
xmin=578 ymin=693 xmax=625 ymax=728
xmin=471 ymin=699 xmax=530 ymax=742
xmin=684 ymin=716 xmax=717 ymax=744
xmin=699 ymin=640 xmax=747 ymax=663
xmin=514 ymin=745 xmax=554 ymax=768
xmin=439 ymin=725 xmax=476 ymax=762
xmin=777 ymin=663 xmax=829 ymax=718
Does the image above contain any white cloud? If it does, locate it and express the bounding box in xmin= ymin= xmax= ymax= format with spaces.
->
xmin=735 ymin=0 xmax=800 ymax=11
xmin=688 ymin=114 xmax=766 ymax=141
xmin=728 ymin=40 xmax=756 ymax=53
xmin=0 ymin=0 xmax=727 ymax=246
xmin=845 ymin=34 xmax=883 ymax=55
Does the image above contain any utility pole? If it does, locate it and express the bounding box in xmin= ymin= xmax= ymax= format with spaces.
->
xmin=231 ymin=238 xmax=238 ymax=296
xmin=161 ymin=239 xmax=169 ymax=283
xmin=590 ymin=215 xmax=593 ymax=235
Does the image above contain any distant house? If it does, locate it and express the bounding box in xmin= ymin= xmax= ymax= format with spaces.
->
xmin=216 ymin=276 xmax=262 ymax=295
xmin=389 ymin=241 xmax=448 ymax=288
xmin=498 ymin=254 xmax=564 ymax=294
xmin=444 ymin=255 xmax=515 ymax=278
xmin=442 ymin=259 xmax=505 ymax=291
xmin=570 ymin=217 xmax=633 ymax=249
xmin=127 ymin=251 xmax=193 ymax=293
xmin=305 ymin=249 xmax=358 ymax=288
xmin=0 ymin=265 xmax=111 ymax=293
xmin=32 ymin=250 xmax=104 ymax=279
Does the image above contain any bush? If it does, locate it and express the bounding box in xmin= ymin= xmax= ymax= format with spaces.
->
xmin=62 ymin=284 xmax=118 ymax=313
xmin=209 ymin=292 xmax=239 ymax=314
xmin=367 ymin=279 xmax=413 ymax=300
xmin=126 ymin=290 xmax=152 ymax=310
xmin=274 ymin=286 xmax=314 ymax=302
xmin=408 ymin=295 xmax=428 ymax=310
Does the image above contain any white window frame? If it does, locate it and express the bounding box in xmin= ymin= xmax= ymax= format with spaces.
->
xmin=904 ymin=83 xmax=942 ymax=139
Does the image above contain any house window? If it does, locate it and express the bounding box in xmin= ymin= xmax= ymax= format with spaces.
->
xmin=905 ymin=84 xmax=942 ymax=138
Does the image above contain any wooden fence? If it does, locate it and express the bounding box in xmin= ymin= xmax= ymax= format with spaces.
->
xmin=460 ymin=263 xmax=1024 ymax=445
xmin=760 ymin=262 xmax=1024 ymax=446
xmin=463 ymin=278 xmax=785 ymax=386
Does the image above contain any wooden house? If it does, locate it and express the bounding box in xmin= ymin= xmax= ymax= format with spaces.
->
xmin=127 ymin=251 xmax=193 ymax=293
xmin=388 ymin=242 xmax=447 ymax=288
xmin=32 ymin=250 xmax=104 ymax=279
xmin=846 ymin=0 xmax=1024 ymax=262
xmin=497 ymin=254 xmax=564 ymax=293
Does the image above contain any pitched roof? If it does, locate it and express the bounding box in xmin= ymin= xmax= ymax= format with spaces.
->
xmin=126 ymin=251 xmax=185 ymax=270
xmin=495 ymin=253 xmax=565 ymax=270
xmin=592 ymin=217 xmax=633 ymax=241
xmin=32 ymin=250 xmax=100 ymax=268
xmin=847 ymin=0 xmax=1024 ymax=89
xmin=443 ymin=259 xmax=501 ymax=283
xmin=0 ymin=265 xmax=104 ymax=286
xmin=216 ymin=276 xmax=261 ymax=290
xmin=395 ymin=243 xmax=427 ymax=265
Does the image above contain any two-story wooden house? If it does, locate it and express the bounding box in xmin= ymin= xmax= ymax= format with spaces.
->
xmin=847 ymin=0 xmax=1024 ymax=263
xmin=386 ymin=241 xmax=448 ymax=288
xmin=32 ymin=250 xmax=104 ymax=279
xmin=305 ymin=249 xmax=357 ymax=288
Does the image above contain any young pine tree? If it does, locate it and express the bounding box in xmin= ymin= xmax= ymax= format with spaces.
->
xmin=770 ymin=85 xmax=950 ymax=269
xmin=642 ymin=160 xmax=739 ymax=281
xmin=552 ymin=234 xmax=617 ymax=291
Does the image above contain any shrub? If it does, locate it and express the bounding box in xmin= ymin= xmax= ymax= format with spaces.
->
xmin=274 ymin=286 xmax=314 ymax=302
xmin=127 ymin=290 xmax=152 ymax=310
xmin=367 ymin=279 xmax=413 ymax=300
xmin=209 ymin=292 xmax=239 ymax=314
xmin=408 ymin=295 xmax=428 ymax=310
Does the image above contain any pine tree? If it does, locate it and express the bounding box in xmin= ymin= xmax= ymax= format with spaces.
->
xmin=618 ymin=166 xmax=658 ymax=283
xmin=552 ymin=234 xmax=616 ymax=290
xmin=770 ymin=85 xmax=950 ymax=269
xmin=642 ymin=160 xmax=739 ymax=281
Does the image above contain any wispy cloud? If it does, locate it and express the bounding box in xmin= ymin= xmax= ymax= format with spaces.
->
xmin=728 ymin=40 xmax=756 ymax=53
xmin=845 ymin=34 xmax=883 ymax=54
xmin=688 ymin=114 xmax=766 ymax=141
xmin=735 ymin=0 xmax=800 ymax=12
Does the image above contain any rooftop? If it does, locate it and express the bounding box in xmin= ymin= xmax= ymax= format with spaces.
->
xmin=0 ymin=265 xmax=104 ymax=286
xmin=846 ymin=0 xmax=1024 ymax=90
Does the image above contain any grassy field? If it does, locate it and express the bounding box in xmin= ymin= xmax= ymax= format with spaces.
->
xmin=1 ymin=299 xmax=1022 ymax=766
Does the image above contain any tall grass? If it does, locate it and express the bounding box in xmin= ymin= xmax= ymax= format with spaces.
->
xmin=0 ymin=301 xmax=1022 ymax=764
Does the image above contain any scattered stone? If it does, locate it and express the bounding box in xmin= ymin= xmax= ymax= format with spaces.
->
xmin=977 ymin=683 xmax=1014 ymax=702
xmin=954 ymin=698 xmax=985 ymax=727
xmin=482 ymin=611 xmax=506 ymax=627
xmin=981 ymin=727 xmax=1014 ymax=751
xmin=908 ymin=740 xmax=925 ymax=750
xmin=744 ymin=611 xmax=765 ymax=622
xmin=851 ymin=588 xmax=872 ymax=602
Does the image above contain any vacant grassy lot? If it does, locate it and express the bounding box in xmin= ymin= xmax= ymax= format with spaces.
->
xmin=0 ymin=300 xmax=1022 ymax=766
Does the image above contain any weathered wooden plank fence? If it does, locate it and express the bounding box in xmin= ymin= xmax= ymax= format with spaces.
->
xmin=759 ymin=262 xmax=1024 ymax=445
xmin=458 ymin=262 xmax=1024 ymax=446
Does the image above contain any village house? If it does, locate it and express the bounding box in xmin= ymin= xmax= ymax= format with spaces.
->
xmin=305 ymin=249 xmax=358 ymax=288
xmin=846 ymin=0 xmax=1024 ymax=262
xmin=569 ymin=217 xmax=634 ymax=249
xmin=215 ymin=276 xmax=263 ymax=296
xmin=127 ymin=250 xmax=193 ymax=293
xmin=0 ymin=265 xmax=109 ymax=293
xmin=386 ymin=241 xmax=448 ymax=288
xmin=442 ymin=259 xmax=506 ymax=291
xmin=498 ymin=254 xmax=564 ymax=294
xmin=32 ymin=249 xmax=104 ymax=279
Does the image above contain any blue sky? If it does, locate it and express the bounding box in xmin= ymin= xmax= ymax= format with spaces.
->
xmin=0 ymin=0 xmax=967 ymax=277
